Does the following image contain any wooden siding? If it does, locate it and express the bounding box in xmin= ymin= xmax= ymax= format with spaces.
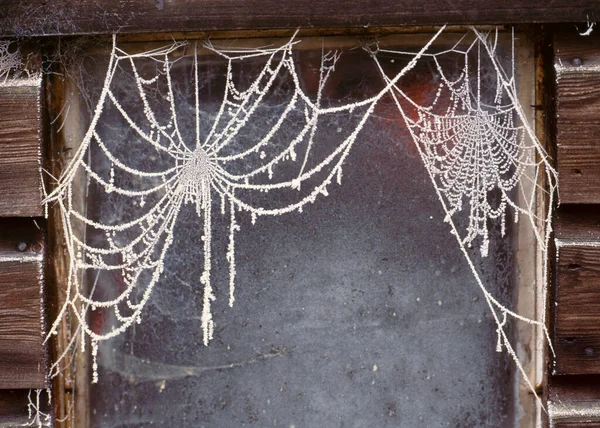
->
xmin=0 ymin=82 xmax=44 ymax=217
xmin=0 ymin=1 xmax=599 ymax=37
xmin=551 ymin=28 xmax=600 ymax=428
xmin=555 ymin=31 xmax=600 ymax=204
xmin=0 ymin=389 xmax=50 ymax=427
xmin=548 ymin=376 xmax=600 ymax=428
xmin=0 ymin=390 xmax=31 ymax=427
xmin=0 ymin=219 xmax=46 ymax=389
xmin=0 ymin=50 xmax=47 ymax=427
xmin=553 ymin=207 xmax=600 ymax=375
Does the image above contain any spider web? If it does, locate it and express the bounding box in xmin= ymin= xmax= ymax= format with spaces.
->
xmin=44 ymin=25 xmax=556 ymax=406
xmin=0 ymin=40 xmax=21 ymax=83
xmin=368 ymin=27 xmax=557 ymax=397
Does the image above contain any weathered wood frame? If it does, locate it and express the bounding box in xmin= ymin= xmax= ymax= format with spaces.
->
xmin=549 ymin=28 xmax=600 ymax=428
xmin=0 ymin=0 xmax=598 ymax=36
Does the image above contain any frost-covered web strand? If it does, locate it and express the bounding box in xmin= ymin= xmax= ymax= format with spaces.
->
xmin=24 ymin=389 xmax=52 ymax=428
xmin=44 ymin=26 xmax=555 ymax=412
xmin=473 ymin=29 xmax=557 ymax=333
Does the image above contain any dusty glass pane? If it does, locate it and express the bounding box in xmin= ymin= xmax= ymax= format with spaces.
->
xmin=71 ymin=34 xmax=526 ymax=427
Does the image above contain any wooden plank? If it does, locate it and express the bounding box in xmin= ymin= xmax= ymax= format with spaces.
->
xmin=0 ymin=219 xmax=46 ymax=389
xmin=555 ymin=30 xmax=600 ymax=204
xmin=553 ymin=207 xmax=600 ymax=375
xmin=0 ymin=80 xmax=43 ymax=217
xmin=548 ymin=375 xmax=600 ymax=427
xmin=0 ymin=390 xmax=30 ymax=427
xmin=0 ymin=389 xmax=51 ymax=427
xmin=0 ymin=1 xmax=599 ymax=37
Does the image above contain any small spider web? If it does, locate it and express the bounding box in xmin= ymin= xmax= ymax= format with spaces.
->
xmin=0 ymin=40 xmax=21 ymax=83
xmin=367 ymin=27 xmax=557 ymax=402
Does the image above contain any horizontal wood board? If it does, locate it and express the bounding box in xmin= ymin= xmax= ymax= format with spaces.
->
xmin=555 ymin=30 xmax=600 ymax=204
xmin=554 ymin=208 xmax=600 ymax=375
xmin=0 ymin=219 xmax=46 ymax=389
xmin=0 ymin=1 xmax=599 ymax=36
xmin=0 ymin=83 xmax=43 ymax=217
xmin=0 ymin=390 xmax=32 ymax=427
xmin=0 ymin=389 xmax=51 ymax=426
xmin=548 ymin=376 xmax=600 ymax=427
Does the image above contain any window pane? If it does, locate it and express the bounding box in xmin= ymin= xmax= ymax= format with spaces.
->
xmin=65 ymin=33 xmax=529 ymax=427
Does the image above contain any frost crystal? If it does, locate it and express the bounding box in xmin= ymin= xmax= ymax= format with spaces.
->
xmin=25 ymin=389 xmax=52 ymax=428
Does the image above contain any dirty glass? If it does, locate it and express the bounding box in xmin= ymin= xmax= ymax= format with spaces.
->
xmin=73 ymin=33 xmax=528 ymax=427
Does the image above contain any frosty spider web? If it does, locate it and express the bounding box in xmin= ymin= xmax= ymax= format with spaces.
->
xmin=44 ymin=28 xmax=446 ymax=382
xmin=44 ymin=25 xmax=555 ymax=404
xmin=368 ymin=27 xmax=557 ymax=397
xmin=0 ymin=40 xmax=21 ymax=83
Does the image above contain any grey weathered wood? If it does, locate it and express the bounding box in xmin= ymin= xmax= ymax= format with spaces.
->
xmin=555 ymin=30 xmax=600 ymax=204
xmin=0 ymin=1 xmax=599 ymax=37
xmin=553 ymin=207 xmax=600 ymax=375
xmin=0 ymin=219 xmax=46 ymax=389
xmin=0 ymin=82 xmax=43 ymax=217
xmin=548 ymin=375 xmax=600 ymax=427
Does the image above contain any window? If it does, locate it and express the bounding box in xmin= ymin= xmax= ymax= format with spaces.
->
xmin=44 ymin=29 xmax=546 ymax=426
